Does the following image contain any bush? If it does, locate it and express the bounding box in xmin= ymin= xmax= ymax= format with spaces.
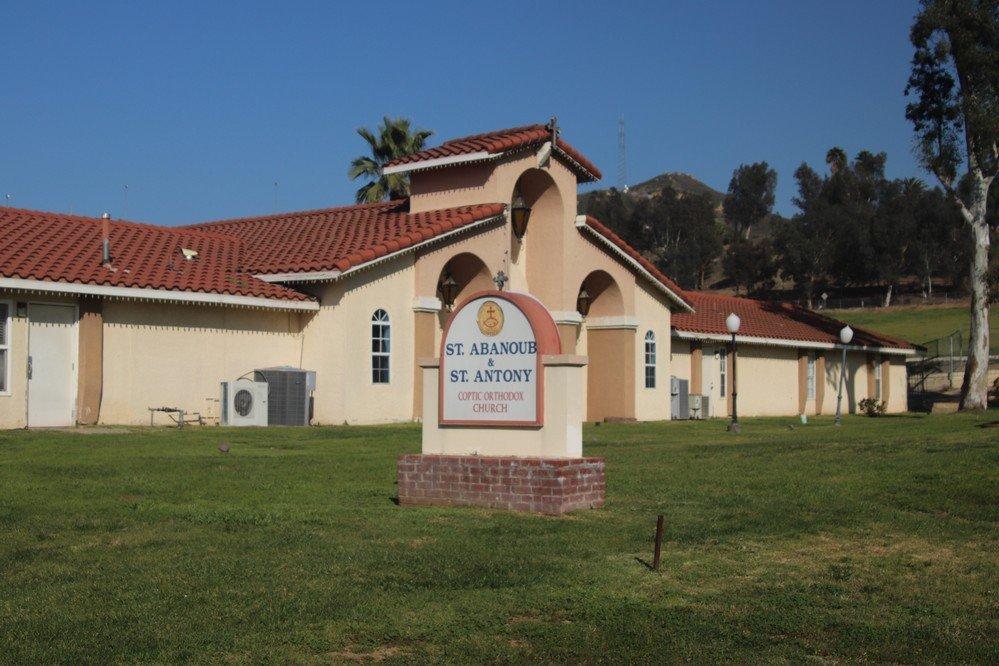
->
xmin=859 ymin=398 xmax=887 ymax=417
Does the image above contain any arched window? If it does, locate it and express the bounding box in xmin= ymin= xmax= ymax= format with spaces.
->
xmin=371 ymin=309 xmax=390 ymax=384
xmin=644 ymin=330 xmax=656 ymax=389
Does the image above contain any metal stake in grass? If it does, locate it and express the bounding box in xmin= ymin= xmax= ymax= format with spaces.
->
xmin=652 ymin=514 xmax=664 ymax=571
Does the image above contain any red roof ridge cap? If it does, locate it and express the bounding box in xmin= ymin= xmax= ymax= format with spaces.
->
xmin=185 ymin=199 xmax=408 ymax=229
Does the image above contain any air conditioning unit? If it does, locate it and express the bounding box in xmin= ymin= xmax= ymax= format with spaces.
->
xmin=220 ymin=378 xmax=269 ymax=426
xmin=253 ymin=366 xmax=317 ymax=426
xmin=689 ymin=394 xmax=704 ymax=419
xmin=670 ymin=376 xmax=690 ymax=420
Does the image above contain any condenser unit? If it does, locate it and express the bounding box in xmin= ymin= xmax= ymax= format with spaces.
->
xmin=253 ymin=366 xmax=317 ymax=426
xmin=220 ymin=378 xmax=269 ymax=426
xmin=670 ymin=376 xmax=690 ymax=420
xmin=689 ymin=394 xmax=704 ymax=419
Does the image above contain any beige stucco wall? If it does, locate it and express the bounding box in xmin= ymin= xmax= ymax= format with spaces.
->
xmin=298 ymin=255 xmax=416 ymax=425
xmin=634 ymin=282 xmax=672 ymax=421
xmin=100 ymin=300 xmax=303 ymax=424
xmin=0 ymin=293 xmax=28 ymax=428
xmin=669 ymin=335 xmax=909 ymax=418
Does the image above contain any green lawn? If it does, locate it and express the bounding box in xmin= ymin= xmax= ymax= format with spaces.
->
xmin=2 ymin=415 xmax=997 ymax=662
xmin=826 ymin=304 xmax=999 ymax=353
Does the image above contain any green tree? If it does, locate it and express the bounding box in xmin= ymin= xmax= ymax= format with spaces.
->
xmin=723 ymin=237 xmax=777 ymax=294
xmin=348 ymin=117 xmax=433 ymax=203
xmin=905 ymin=0 xmax=998 ymax=410
xmin=638 ymin=188 xmax=724 ymax=289
xmin=906 ymin=186 xmax=966 ymax=296
xmin=722 ymin=162 xmax=777 ymax=240
xmin=773 ymin=164 xmax=836 ymax=308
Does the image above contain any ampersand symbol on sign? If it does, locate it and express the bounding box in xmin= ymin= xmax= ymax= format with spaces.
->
xmin=487 ymin=358 xmax=495 ymax=367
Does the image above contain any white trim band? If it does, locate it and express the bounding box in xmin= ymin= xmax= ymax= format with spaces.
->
xmin=671 ymin=329 xmax=916 ymax=356
xmin=382 ymin=151 xmax=495 ymax=176
xmin=0 ymin=277 xmax=320 ymax=312
xmin=412 ymin=296 xmax=443 ymax=313
xmin=575 ymin=216 xmax=693 ymax=313
xmin=550 ymin=310 xmax=583 ymax=325
xmin=586 ymin=315 xmax=639 ymax=330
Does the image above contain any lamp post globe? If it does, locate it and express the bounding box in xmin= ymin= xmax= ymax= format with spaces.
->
xmin=834 ymin=325 xmax=853 ymax=426
xmin=726 ymin=313 xmax=741 ymax=433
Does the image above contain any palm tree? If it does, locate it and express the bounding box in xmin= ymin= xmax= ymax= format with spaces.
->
xmin=348 ymin=117 xmax=433 ymax=203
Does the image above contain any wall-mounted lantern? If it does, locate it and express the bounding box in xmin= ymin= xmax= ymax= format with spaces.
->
xmin=576 ymin=287 xmax=592 ymax=317
xmin=510 ymin=190 xmax=531 ymax=240
xmin=438 ymin=272 xmax=459 ymax=310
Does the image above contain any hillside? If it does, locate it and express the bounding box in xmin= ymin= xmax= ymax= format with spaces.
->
xmin=826 ymin=304 xmax=999 ymax=354
xmin=578 ymin=172 xmax=725 ymax=211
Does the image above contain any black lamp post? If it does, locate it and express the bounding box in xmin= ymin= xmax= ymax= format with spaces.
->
xmin=576 ymin=287 xmax=592 ymax=316
xmin=438 ymin=272 xmax=458 ymax=310
xmin=511 ymin=191 xmax=531 ymax=240
xmin=726 ymin=312 xmax=741 ymax=433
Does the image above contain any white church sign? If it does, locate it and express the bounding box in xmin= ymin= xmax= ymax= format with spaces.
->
xmin=439 ymin=291 xmax=559 ymax=427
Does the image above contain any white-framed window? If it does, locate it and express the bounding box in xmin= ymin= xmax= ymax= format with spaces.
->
xmin=0 ymin=300 xmax=9 ymax=395
xmin=644 ymin=331 xmax=656 ymax=389
xmin=806 ymin=353 xmax=816 ymax=400
xmin=371 ymin=309 xmax=390 ymax=384
xmin=719 ymin=347 xmax=728 ymax=398
xmin=874 ymin=359 xmax=882 ymax=399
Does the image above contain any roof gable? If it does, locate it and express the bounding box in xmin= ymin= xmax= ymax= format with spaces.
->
xmin=576 ymin=215 xmax=693 ymax=312
xmin=383 ymin=123 xmax=602 ymax=182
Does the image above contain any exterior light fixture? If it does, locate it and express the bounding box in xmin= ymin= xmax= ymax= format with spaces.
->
xmin=576 ymin=287 xmax=592 ymax=317
xmin=438 ymin=272 xmax=459 ymax=310
xmin=510 ymin=191 xmax=531 ymax=240
xmin=834 ymin=325 xmax=854 ymax=426
xmin=726 ymin=313 xmax=741 ymax=433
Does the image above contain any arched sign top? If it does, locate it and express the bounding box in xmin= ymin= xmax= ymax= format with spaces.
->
xmin=439 ymin=291 xmax=561 ymax=427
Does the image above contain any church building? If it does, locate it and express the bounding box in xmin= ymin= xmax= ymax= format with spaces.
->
xmin=0 ymin=121 xmax=914 ymax=428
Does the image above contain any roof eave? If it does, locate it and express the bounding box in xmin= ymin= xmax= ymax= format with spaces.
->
xmin=382 ymin=151 xmax=496 ymax=176
xmin=671 ymin=329 xmax=917 ymax=356
xmin=0 ymin=277 xmax=319 ymax=312
xmin=575 ymin=216 xmax=694 ymax=313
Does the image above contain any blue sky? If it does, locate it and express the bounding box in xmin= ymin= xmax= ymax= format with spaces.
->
xmin=1 ymin=1 xmax=924 ymax=225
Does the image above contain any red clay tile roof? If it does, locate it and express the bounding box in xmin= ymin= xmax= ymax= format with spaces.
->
xmin=384 ymin=124 xmax=602 ymax=182
xmin=674 ymin=291 xmax=915 ymax=350
xmin=0 ymin=206 xmax=313 ymax=303
xmin=578 ymin=216 xmax=694 ymax=311
xmin=185 ymin=201 xmax=506 ymax=276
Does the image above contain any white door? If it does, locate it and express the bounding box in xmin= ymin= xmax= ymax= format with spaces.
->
xmin=28 ymin=304 xmax=77 ymax=427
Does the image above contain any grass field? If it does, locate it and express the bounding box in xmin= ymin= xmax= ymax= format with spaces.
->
xmin=826 ymin=304 xmax=999 ymax=353
xmin=2 ymin=414 xmax=997 ymax=662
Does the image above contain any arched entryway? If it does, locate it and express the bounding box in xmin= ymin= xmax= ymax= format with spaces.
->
xmin=436 ymin=252 xmax=493 ymax=323
xmin=509 ymin=169 xmax=565 ymax=306
xmin=578 ymin=270 xmax=635 ymax=422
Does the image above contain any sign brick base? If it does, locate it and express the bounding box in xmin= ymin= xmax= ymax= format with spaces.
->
xmin=397 ymin=454 xmax=605 ymax=515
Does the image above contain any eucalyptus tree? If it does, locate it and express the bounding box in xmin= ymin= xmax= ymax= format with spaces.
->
xmin=349 ymin=117 xmax=433 ymax=203
xmin=905 ymin=0 xmax=997 ymax=409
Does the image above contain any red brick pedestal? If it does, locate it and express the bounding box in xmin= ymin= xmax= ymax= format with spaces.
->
xmin=397 ymin=454 xmax=605 ymax=515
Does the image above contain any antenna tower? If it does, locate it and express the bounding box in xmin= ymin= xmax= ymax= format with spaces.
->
xmin=617 ymin=117 xmax=628 ymax=192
